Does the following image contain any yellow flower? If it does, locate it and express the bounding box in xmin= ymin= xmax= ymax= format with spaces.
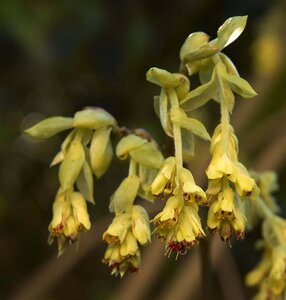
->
xmin=178 ymin=167 xmax=207 ymax=205
xmin=150 ymin=157 xmax=177 ymax=195
xmin=164 ymin=203 xmax=205 ymax=256
xmin=153 ymin=193 xmax=204 ymax=256
xmin=131 ymin=205 xmax=151 ymax=245
xmin=230 ymin=162 xmax=257 ymax=198
xmin=207 ymin=186 xmax=246 ymax=240
xmin=152 ymin=195 xmax=184 ymax=230
xmin=48 ymin=189 xmax=91 ymax=255
xmin=103 ymin=230 xmax=141 ymax=277
xmin=206 ymin=142 xmax=235 ymax=179
xmin=103 ymin=213 xmax=131 ymax=244
xmin=49 ymin=190 xmax=71 ymax=237
xmin=70 ymin=192 xmax=91 ymax=231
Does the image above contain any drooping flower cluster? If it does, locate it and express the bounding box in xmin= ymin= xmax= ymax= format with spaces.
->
xmin=244 ymin=171 xmax=286 ymax=299
xmin=25 ymin=107 xmax=116 ymax=254
xmin=205 ymin=123 xmax=259 ymax=241
xmin=48 ymin=188 xmax=91 ymax=255
xmin=102 ymin=133 xmax=164 ymax=276
xmin=23 ymin=17 xmax=286 ymax=296
xmin=146 ymin=65 xmax=209 ymax=256
xmin=173 ymin=15 xmax=259 ymax=241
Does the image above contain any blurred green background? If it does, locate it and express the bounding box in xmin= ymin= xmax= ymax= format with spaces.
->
xmin=0 ymin=0 xmax=286 ymax=299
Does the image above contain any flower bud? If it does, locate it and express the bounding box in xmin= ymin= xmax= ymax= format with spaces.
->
xmin=73 ymin=108 xmax=115 ymax=129
xmin=153 ymin=195 xmax=184 ymax=228
xmin=90 ymin=127 xmax=113 ymax=178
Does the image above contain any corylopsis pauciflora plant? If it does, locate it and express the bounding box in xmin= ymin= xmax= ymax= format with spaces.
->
xmin=25 ymin=16 xmax=286 ymax=299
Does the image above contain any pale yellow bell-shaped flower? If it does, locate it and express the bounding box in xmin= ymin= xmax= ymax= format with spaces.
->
xmin=152 ymin=195 xmax=184 ymax=229
xmin=207 ymin=186 xmax=246 ymax=240
xmin=178 ymin=167 xmax=207 ymax=205
xmin=49 ymin=190 xmax=71 ymax=236
xmin=150 ymin=157 xmax=177 ymax=195
xmin=231 ymin=162 xmax=257 ymax=197
xmin=63 ymin=216 xmax=78 ymax=240
xmin=206 ymin=142 xmax=235 ymax=179
xmin=174 ymin=204 xmax=205 ymax=243
xmin=131 ymin=205 xmax=151 ymax=245
xmin=120 ymin=230 xmax=139 ymax=258
xmin=103 ymin=244 xmax=121 ymax=266
xmin=70 ymin=191 xmax=91 ymax=231
xmin=206 ymin=179 xmax=221 ymax=196
xmin=210 ymin=124 xmax=238 ymax=160
xmin=103 ymin=243 xmax=141 ymax=277
xmin=103 ymin=213 xmax=131 ymax=244
xmin=163 ymin=203 xmax=205 ymax=256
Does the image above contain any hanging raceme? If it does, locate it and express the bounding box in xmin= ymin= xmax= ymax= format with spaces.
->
xmin=102 ymin=133 xmax=163 ymax=276
xmin=24 ymin=16 xmax=286 ymax=297
xmin=26 ymin=107 xmax=116 ymax=255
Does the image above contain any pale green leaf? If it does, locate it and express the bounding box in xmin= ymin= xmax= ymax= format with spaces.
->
xmin=73 ymin=108 xmax=115 ymax=129
xmin=25 ymin=117 xmax=74 ymax=139
xmin=171 ymin=107 xmax=211 ymax=141
xmin=90 ymin=127 xmax=113 ymax=178
xmin=211 ymin=16 xmax=248 ymax=50
xmin=59 ymin=140 xmax=85 ymax=191
xmin=180 ymin=69 xmax=218 ymax=111
xmin=112 ymin=175 xmax=140 ymax=215
xmin=224 ymin=74 xmax=257 ymax=98
xmin=76 ymin=161 xmax=95 ymax=204
xmin=129 ymin=143 xmax=164 ymax=169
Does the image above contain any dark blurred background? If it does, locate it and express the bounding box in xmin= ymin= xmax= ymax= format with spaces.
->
xmin=0 ymin=0 xmax=286 ymax=299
